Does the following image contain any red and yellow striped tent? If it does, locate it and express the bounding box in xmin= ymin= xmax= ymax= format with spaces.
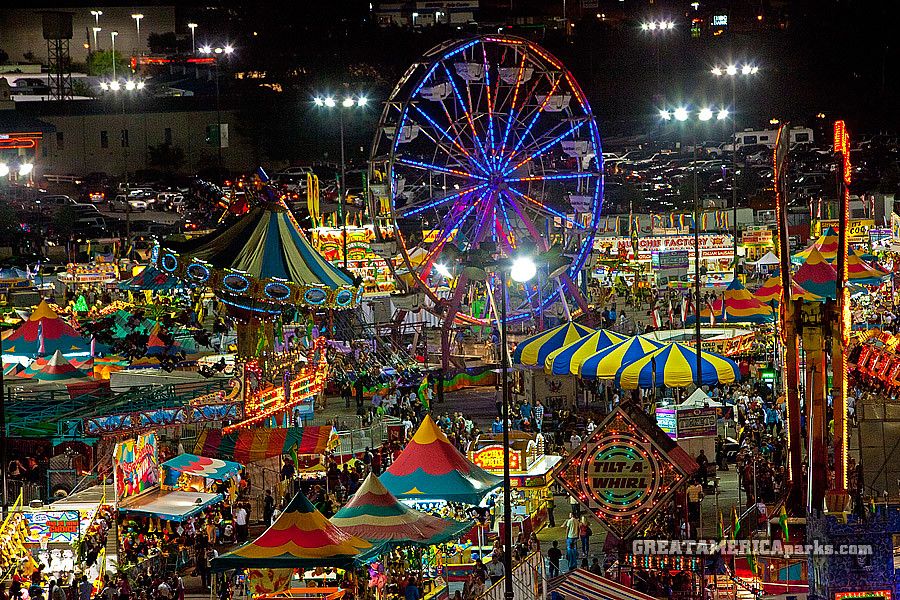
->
xmin=793 ymin=227 xmax=838 ymax=263
xmin=211 ymin=491 xmax=379 ymax=571
xmin=752 ymin=275 xmax=824 ymax=305
xmin=690 ymin=280 xmax=773 ymax=324
xmin=194 ymin=426 xmax=339 ymax=464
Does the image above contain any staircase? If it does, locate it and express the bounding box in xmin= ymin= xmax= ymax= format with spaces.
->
xmin=104 ymin=520 xmax=119 ymax=572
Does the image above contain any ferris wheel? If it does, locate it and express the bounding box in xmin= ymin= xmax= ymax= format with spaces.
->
xmin=369 ymin=35 xmax=604 ymax=327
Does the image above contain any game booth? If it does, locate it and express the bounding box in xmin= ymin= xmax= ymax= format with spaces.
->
xmin=466 ymin=433 xmax=562 ymax=537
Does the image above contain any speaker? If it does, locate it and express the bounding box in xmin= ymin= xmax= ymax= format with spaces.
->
xmin=41 ymin=11 xmax=74 ymax=40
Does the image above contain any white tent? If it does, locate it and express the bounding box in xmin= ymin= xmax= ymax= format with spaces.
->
xmin=754 ymin=251 xmax=780 ymax=267
xmin=676 ymin=387 xmax=724 ymax=409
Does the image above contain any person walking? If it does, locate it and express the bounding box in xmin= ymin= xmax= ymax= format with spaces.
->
xmin=564 ymin=512 xmax=579 ymax=571
xmin=579 ymin=516 xmax=592 ymax=557
xmin=547 ymin=541 xmax=562 ymax=578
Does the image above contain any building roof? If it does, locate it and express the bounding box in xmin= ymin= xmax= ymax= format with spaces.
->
xmin=0 ymin=108 xmax=55 ymax=133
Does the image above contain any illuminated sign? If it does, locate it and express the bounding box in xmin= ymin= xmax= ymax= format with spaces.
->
xmin=553 ymin=406 xmax=692 ymax=539
xmin=24 ymin=510 xmax=85 ymax=545
xmin=742 ymin=229 xmax=773 ymax=245
xmin=597 ymin=234 xmax=736 ymax=259
xmin=711 ymin=15 xmax=728 ymax=26
xmin=813 ymin=219 xmax=873 ymax=242
xmin=655 ymin=408 xmax=677 ymax=439
xmin=471 ymin=445 xmax=522 ymax=472
xmin=113 ymin=432 xmax=159 ymax=502
xmin=676 ymin=408 xmax=718 ymax=438
xmin=834 ymin=592 xmax=891 ymax=600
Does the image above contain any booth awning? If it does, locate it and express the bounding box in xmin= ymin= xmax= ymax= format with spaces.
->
xmin=119 ymin=490 xmax=222 ymax=522
xmin=161 ymin=454 xmax=243 ymax=482
xmin=549 ymin=569 xmax=661 ymax=600
xmin=194 ymin=426 xmax=339 ymax=463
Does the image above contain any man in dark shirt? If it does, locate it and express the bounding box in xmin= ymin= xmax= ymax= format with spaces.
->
xmin=547 ymin=540 xmax=562 ymax=578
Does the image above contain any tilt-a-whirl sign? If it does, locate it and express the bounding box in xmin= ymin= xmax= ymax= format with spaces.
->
xmin=554 ymin=405 xmax=697 ymax=540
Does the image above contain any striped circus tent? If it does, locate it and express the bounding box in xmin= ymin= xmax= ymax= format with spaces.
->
xmin=549 ymin=569 xmax=660 ymax=600
xmin=511 ymin=321 xmax=594 ymax=367
xmin=574 ymin=335 xmax=665 ymax=380
xmin=18 ymin=350 xmax=91 ymax=383
xmin=793 ymin=227 xmax=838 ymax=263
xmin=331 ymin=474 xmax=473 ymax=546
xmin=542 ymin=328 xmax=628 ymax=375
xmin=4 ymin=300 xmax=92 ymax=358
xmin=752 ymin=275 xmax=824 ymax=305
xmin=211 ymin=491 xmax=378 ymax=571
xmin=687 ymin=280 xmax=774 ymax=324
xmin=794 ymin=248 xmax=837 ymax=299
xmin=616 ymin=342 xmax=740 ymax=390
xmin=380 ymin=415 xmax=501 ymax=505
xmin=847 ymin=248 xmax=889 ymax=286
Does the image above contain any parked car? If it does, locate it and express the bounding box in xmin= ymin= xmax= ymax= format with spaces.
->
xmin=109 ymin=195 xmax=148 ymax=212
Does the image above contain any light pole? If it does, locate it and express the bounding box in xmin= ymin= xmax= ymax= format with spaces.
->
xmin=199 ymin=44 xmax=234 ymax=177
xmin=100 ymin=78 xmax=145 ymax=250
xmin=640 ymin=19 xmax=676 ymax=92
xmin=711 ymin=62 xmax=759 ymax=278
xmin=500 ymin=256 xmax=536 ymax=600
xmin=313 ymin=93 xmax=369 ymax=270
xmin=110 ymin=31 xmax=118 ymax=81
xmin=90 ymin=9 xmax=102 ymax=28
xmin=92 ymin=27 xmax=101 ymax=52
xmin=188 ymin=23 xmax=198 ymax=53
xmin=660 ymin=105 xmax=729 ymax=386
xmin=131 ymin=14 xmax=144 ymax=55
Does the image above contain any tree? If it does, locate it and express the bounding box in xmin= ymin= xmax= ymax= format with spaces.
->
xmin=148 ymin=32 xmax=178 ymax=54
xmin=148 ymin=143 xmax=186 ymax=174
xmin=87 ymin=50 xmax=127 ymax=77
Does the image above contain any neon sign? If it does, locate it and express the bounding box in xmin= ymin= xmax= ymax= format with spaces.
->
xmin=471 ymin=445 xmax=522 ymax=472
xmin=553 ymin=406 xmax=692 ymax=539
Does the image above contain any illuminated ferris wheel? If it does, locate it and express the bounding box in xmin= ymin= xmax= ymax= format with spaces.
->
xmin=369 ymin=35 xmax=604 ymax=326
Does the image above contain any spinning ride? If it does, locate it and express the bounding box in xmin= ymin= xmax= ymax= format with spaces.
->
xmin=369 ymin=35 xmax=604 ymax=349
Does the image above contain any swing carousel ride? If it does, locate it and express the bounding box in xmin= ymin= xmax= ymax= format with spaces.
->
xmin=368 ymin=35 xmax=604 ymax=364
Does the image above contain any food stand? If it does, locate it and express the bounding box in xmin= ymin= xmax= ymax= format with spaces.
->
xmin=467 ymin=433 xmax=561 ymax=538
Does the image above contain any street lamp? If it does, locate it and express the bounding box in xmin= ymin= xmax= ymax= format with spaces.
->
xmin=659 ymin=105 xmax=729 ymax=387
xmin=187 ymin=23 xmax=198 ymax=53
xmin=90 ymin=10 xmax=102 ymax=27
xmin=499 ymin=255 xmax=536 ymax=600
xmin=131 ymin=14 xmax=144 ymax=55
xmin=110 ymin=31 xmax=118 ymax=81
xmin=640 ymin=19 xmax=676 ymax=90
xmin=199 ymin=44 xmax=235 ymax=176
xmin=103 ymin=77 xmax=144 ymax=248
xmin=313 ymin=93 xmax=369 ymax=269
xmin=711 ymin=61 xmax=760 ymax=277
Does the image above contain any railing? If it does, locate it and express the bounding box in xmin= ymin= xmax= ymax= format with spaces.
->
xmin=478 ymin=551 xmax=543 ymax=600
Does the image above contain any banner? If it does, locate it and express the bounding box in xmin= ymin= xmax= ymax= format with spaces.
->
xmin=113 ymin=433 xmax=159 ymax=502
xmin=23 ymin=510 xmax=83 ymax=545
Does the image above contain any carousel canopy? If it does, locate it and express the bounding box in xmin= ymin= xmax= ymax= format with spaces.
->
xmin=686 ymin=280 xmax=774 ymax=324
xmin=542 ymin=328 xmax=628 ymax=375
xmin=847 ymin=248 xmax=889 ymax=286
xmin=17 ymin=349 xmax=91 ymax=383
xmin=381 ymin=415 xmax=502 ymax=505
xmin=211 ymin=491 xmax=378 ymax=572
xmin=4 ymin=301 xmax=92 ymax=357
xmin=118 ymin=265 xmax=182 ymax=292
xmin=194 ymin=426 xmax=339 ymax=463
xmin=573 ymin=335 xmax=665 ymax=380
xmin=793 ymin=227 xmax=838 ymax=263
xmin=511 ymin=322 xmax=595 ymax=367
xmin=331 ymin=474 xmax=474 ymax=546
xmin=793 ymin=248 xmax=837 ymax=300
xmin=159 ymin=203 xmax=361 ymax=310
xmin=616 ymin=342 xmax=740 ymax=390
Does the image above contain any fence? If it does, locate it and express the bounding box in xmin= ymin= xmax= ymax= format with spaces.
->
xmin=478 ymin=551 xmax=544 ymax=600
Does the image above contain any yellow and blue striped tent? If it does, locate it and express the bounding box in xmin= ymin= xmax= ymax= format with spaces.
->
xmin=542 ymin=329 xmax=628 ymax=375
xmin=616 ymin=342 xmax=740 ymax=390
xmin=574 ymin=335 xmax=665 ymax=379
xmin=511 ymin=322 xmax=594 ymax=367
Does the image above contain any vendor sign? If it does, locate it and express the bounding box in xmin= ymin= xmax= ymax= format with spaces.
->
xmin=553 ymin=405 xmax=695 ymax=540
xmin=471 ymin=445 xmax=523 ymax=472
xmin=655 ymin=408 xmax=677 ymax=439
xmin=596 ymin=234 xmax=736 ymax=260
xmin=23 ymin=510 xmax=81 ymax=545
xmin=113 ymin=432 xmax=159 ymax=502
xmin=813 ymin=219 xmax=874 ymax=242
xmin=676 ymin=407 xmax=718 ymax=438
